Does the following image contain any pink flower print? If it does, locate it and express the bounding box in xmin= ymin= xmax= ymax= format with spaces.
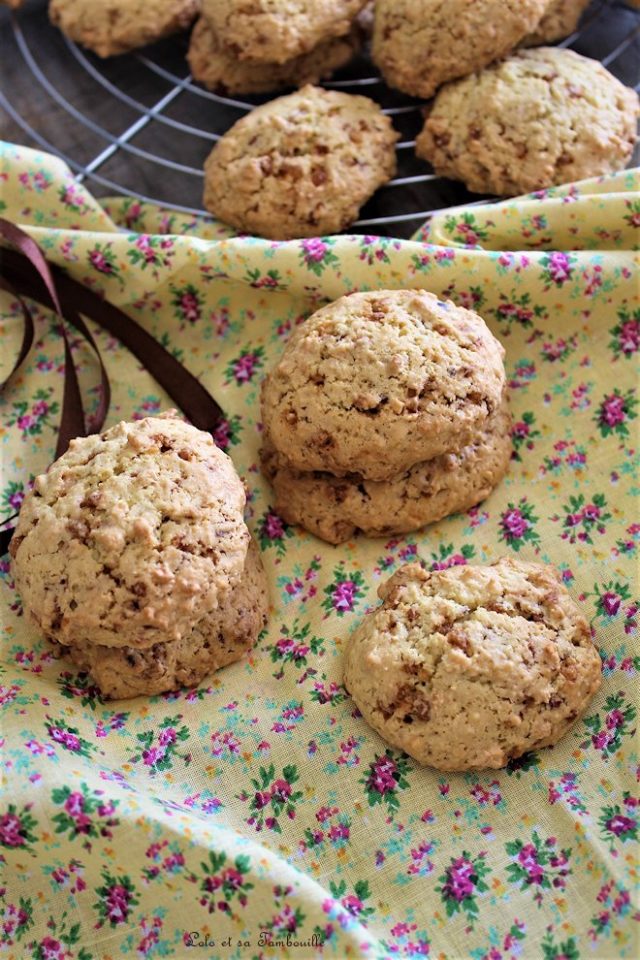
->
xmin=328 ymin=822 xmax=350 ymax=842
xmin=64 ymin=792 xmax=85 ymax=817
xmin=606 ymin=709 xmax=625 ymax=730
xmin=17 ymin=414 xmax=33 ymax=432
xmin=341 ymin=894 xmax=364 ymax=916
xmin=0 ymin=812 xmax=24 ymax=847
xmin=142 ymin=745 xmax=166 ymax=767
xmin=39 ymin=938 xmax=65 ymax=960
xmin=618 ymin=318 xmax=640 ymax=356
xmin=600 ymin=394 xmax=626 ymax=428
xmin=547 ymin=252 xmax=573 ymax=284
xmin=264 ymin=512 xmax=285 ymax=540
xmin=233 ymin=352 xmax=260 ymax=383
xmin=502 ymin=508 xmax=528 ymax=538
xmin=271 ymin=779 xmax=292 ymax=803
xmin=517 ymin=844 xmax=544 ymax=884
xmin=369 ymin=755 xmax=398 ymax=794
xmin=333 ymin=580 xmax=357 ymax=613
xmin=89 ymin=249 xmax=113 ymax=274
xmin=444 ymin=857 xmax=475 ymax=902
xmin=254 ymin=790 xmax=271 ymax=810
xmin=601 ymin=591 xmax=622 ymax=616
xmin=106 ymin=884 xmax=132 ymax=924
xmin=180 ymin=291 xmax=200 ymax=323
xmin=302 ymin=238 xmax=328 ymax=262
xmin=158 ymin=727 xmax=177 ymax=747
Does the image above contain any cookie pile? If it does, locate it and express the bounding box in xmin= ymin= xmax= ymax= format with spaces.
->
xmin=370 ymin=0 xmax=639 ymax=196
xmin=343 ymin=558 xmax=602 ymax=771
xmin=260 ymin=289 xmax=512 ymax=544
xmin=188 ymin=1 xmax=369 ymax=95
xmin=10 ymin=412 xmax=268 ymax=700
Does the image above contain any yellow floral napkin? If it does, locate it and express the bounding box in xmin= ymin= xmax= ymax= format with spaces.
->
xmin=1 ymin=142 xmax=638 ymax=960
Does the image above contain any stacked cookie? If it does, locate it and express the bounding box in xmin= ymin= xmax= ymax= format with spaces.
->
xmin=260 ymin=289 xmax=512 ymax=544
xmin=189 ymin=0 xmax=368 ymax=94
xmin=10 ymin=412 xmax=268 ymax=699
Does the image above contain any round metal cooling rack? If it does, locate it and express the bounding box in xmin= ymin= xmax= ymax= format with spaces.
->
xmin=1 ymin=0 xmax=639 ymax=238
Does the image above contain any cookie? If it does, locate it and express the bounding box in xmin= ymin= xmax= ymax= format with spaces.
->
xmin=415 ymin=47 xmax=639 ymax=197
xmin=372 ymin=0 xmax=549 ymax=98
xmin=10 ymin=412 xmax=249 ymax=649
xmin=58 ymin=539 xmax=269 ymax=699
xmin=261 ymin=406 xmax=512 ymax=544
xmin=201 ymin=0 xmax=367 ymax=64
xmin=203 ymin=85 xmax=398 ymax=239
xmin=49 ymin=0 xmax=200 ymax=58
xmin=188 ymin=16 xmax=361 ymax=95
xmin=261 ymin=290 xmax=506 ymax=481
xmin=521 ymin=0 xmax=590 ymax=46
xmin=343 ymin=558 xmax=602 ymax=771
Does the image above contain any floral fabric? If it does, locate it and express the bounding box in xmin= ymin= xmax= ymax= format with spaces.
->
xmin=0 ymin=141 xmax=638 ymax=960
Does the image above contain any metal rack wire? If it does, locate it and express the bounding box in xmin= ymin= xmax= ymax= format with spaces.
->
xmin=1 ymin=0 xmax=639 ymax=238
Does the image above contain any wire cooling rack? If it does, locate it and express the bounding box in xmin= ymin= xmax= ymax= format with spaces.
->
xmin=1 ymin=0 xmax=639 ymax=238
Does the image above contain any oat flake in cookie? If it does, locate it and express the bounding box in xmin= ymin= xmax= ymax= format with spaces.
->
xmin=10 ymin=412 xmax=249 ymax=650
xmin=261 ymin=289 xmax=506 ymax=481
xmin=202 ymin=85 xmax=398 ymax=240
xmin=343 ymin=559 xmax=602 ymax=771
xmin=416 ymin=47 xmax=640 ymax=197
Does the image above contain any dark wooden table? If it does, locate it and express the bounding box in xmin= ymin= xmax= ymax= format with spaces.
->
xmin=1 ymin=0 xmax=638 ymax=238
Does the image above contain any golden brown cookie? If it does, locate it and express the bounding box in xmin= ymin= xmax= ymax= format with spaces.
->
xmin=57 ymin=539 xmax=269 ymax=699
xmin=415 ymin=47 xmax=639 ymax=197
xmin=261 ymin=407 xmax=512 ymax=544
xmin=201 ymin=0 xmax=368 ymax=64
xmin=261 ymin=290 xmax=506 ymax=481
xmin=521 ymin=0 xmax=590 ymax=46
xmin=188 ymin=16 xmax=361 ymax=95
xmin=343 ymin=558 xmax=602 ymax=771
xmin=49 ymin=0 xmax=200 ymax=57
xmin=203 ymin=85 xmax=398 ymax=239
xmin=10 ymin=412 xmax=249 ymax=649
xmin=372 ymin=0 xmax=549 ymax=98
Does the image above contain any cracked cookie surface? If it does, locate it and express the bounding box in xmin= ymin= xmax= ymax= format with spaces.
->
xmin=49 ymin=0 xmax=200 ymax=57
xmin=10 ymin=412 xmax=249 ymax=649
xmin=261 ymin=289 xmax=506 ymax=480
xmin=415 ymin=47 xmax=639 ymax=197
xmin=201 ymin=0 xmax=368 ymax=64
xmin=261 ymin=406 xmax=512 ymax=543
xmin=188 ymin=16 xmax=361 ymax=95
xmin=57 ymin=538 xmax=269 ymax=699
xmin=372 ymin=0 xmax=549 ymax=98
xmin=343 ymin=558 xmax=602 ymax=771
xmin=202 ymin=85 xmax=397 ymax=239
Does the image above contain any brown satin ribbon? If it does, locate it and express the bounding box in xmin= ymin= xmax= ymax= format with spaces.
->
xmin=0 ymin=218 xmax=225 ymax=555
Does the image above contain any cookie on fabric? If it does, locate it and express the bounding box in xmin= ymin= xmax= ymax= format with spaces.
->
xmin=58 ymin=539 xmax=269 ymax=699
xmin=49 ymin=0 xmax=200 ymax=57
xmin=202 ymin=85 xmax=398 ymax=239
xmin=188 ymin=16 xmax=361 ymax=95
xmin=261 ymin=290 xmax=506 ymax=481
xmin=415 ymin=47 xmax=639 ymax=197
xmin=261 ymin=406 xmax=512 ymax=544
xmin=371 ymin=0 xmax=549 ymax=98
xmin=521 ymin=0 xmax=590 ymax=46
xmin=201 ymin=0 xmax=368 ymax=64
xmin=343 ymin=558 xmax=602 ymax=771
xmin=10 ymin=412 xmax=249 ymax=649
